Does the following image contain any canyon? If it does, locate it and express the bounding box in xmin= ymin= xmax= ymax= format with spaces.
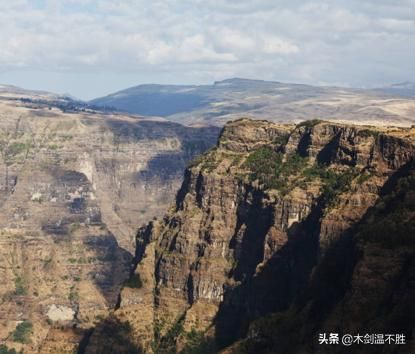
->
xmin=86 ymin=118 xmax=415 ymax=353
xmin=1 ymin=84 xmax=415 ymax=354
xmin=0 ymin=90 xmax=219 ymax=353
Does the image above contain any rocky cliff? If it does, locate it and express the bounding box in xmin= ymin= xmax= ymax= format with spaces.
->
xmin=90 ymin=118 xmax=415 ymax=353
xmin=0 ymin=95 xmax=219 ymax=353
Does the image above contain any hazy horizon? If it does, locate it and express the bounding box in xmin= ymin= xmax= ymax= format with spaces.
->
xmin=3 ymin=75 xmax=412 ymax=102
xmin=0 ymin=0 xmax=414 ymax=100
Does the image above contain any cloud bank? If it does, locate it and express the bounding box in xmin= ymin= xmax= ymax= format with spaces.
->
xmin=0 ymin=0 xmax=414 ymax=98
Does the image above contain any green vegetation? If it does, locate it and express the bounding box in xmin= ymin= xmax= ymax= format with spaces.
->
xmin=188 ymin=154 xmax=205 ymax=168
xmin=69 ymin=286 xmax=79 ymax=302
xmin=200 ymin=153 xmax=218 ymax=172
xmin=230 ymin=154 xmax=243 ymax=168
xmin=125 ymin=273 xmax=143 ymax=288
xmin=360 ymin=174 xmax=415 ymax=248
xmin=153 ymin=319 xmax=163 ymax=349
xmin=151 ymin=317 xmax=214 ymax=353
xmin=14 ymin=276 xmax=26 ymax=296
xmin=11 ymin=320 xmax=33 ymax=344
xmin=304 ymin=163 xmax=358 ymax=207
xmin=181 ymin=328 xmax=217 ymax=354
xmin=243 ymin=147 xmax=307 ymax=192
xmin=244 ymin=146 xmax=357 ymax=201
xmin=69 ymin=222 xmax=81 ymax=232
xmin=234 ymin=309 xmax=304 ymax=354
xmin=153 ymin=317 xmax=185 ymax=353
xmin=321 ymin=169 xmax=357 ymax=208
xmin=273 ymin=134 xmax=290 ymax=146
xmin=0 ymin=345 xmax=17 ymax=354
xmin=7 ymin=142 xmax=29 ymax=156
xmin=356 ymin=170 xmax=374 ymax=184
xmin=188 ymin=148 xmax=218 ymax=172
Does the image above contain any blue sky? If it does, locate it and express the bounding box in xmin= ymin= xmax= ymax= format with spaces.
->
xmin=0 ymin=0 xmax=414 ymax=100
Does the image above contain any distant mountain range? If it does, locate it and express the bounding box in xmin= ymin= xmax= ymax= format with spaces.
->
xmin=0 ymin=83 xmax=117 ymax=114
xmin=90 ymin=78 xmax=415 ymax=126
xmin=0 ymin=84 xmax=71 ymax=101
xmin=2 ymin=78 xmax=415 ymax=126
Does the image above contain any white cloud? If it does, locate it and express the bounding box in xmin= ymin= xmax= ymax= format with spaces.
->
xmin=0 ymin=0 xmax=413 ymax=98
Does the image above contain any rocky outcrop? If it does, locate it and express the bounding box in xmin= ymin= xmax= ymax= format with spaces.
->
xmin=93 ymin=118 xmax=415 ymax=353
xmin=0 ymin=96 xmax=219 ymax=353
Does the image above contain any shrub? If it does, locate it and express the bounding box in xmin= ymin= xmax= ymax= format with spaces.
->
xmin=154 ymin=317 xmax=184 ymax=354
xmin=8 ymin=142 xmax=28 ymax=156
xmin=14 ymin=276 xmax=26 ymax=296
xmin=69 ymin=286 xmax=79 ymax=302
xmin=12 ymin=320 xmax=33 ymax=343
xmin=304 ymin=163 xmax=358 ymax=208
xmin=188 ymin=148 xmax=217 ymax=170
xmin=125 ymin=273 xmax=143 ymax=288
xmin=244 ymin=147 xmax=307 ymax=191
xmin=182 ymin=328 xmax=217 ymax=354
xmin=0 ymin=345 xmax=17 ymax=354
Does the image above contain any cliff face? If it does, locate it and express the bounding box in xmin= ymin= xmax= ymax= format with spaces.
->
xmin=0 ymin=96 xmax=219 ymax=353
xmin=96 ymin=118 xmax=415 ymax=354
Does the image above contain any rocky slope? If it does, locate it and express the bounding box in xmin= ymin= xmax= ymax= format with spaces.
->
xmin=89 ymin=118 xmax=415 ymax=353
xmin=0 ymin=94 xmax=219 ymax=353
xmin=90 ymin=78 xmax=415 ymax=127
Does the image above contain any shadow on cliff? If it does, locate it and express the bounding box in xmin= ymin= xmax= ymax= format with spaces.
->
xmin=84 ymin=232 xmax=133 ymax=306
xmin=77 ymin=220 xmax=157 ymax=354
xmin=214 ymin=159 xmax=415 ymax=351
xmin=214 ymin=187 xmax=327 ymax=348
xmin=135 ymin=151 xmax=186 ymax=186
xmin=104 ymin=118 xmax=220 ymax=188
xmin=78 ymin=316 xmax=143 ymax=354
xmin=229 ymin=186 xmax=275 ymax=281
xmin=104 ymin=118 xmax=220 ymax=148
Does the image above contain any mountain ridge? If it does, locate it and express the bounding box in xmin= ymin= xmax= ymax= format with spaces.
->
xmin=89 ymin=78 xmax=415 ymax=127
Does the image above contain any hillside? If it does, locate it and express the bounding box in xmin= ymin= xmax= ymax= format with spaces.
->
xmin=86 ymin=118 xmax=415 ymax=353
xmin=90 ymin=78 xmax=415 ymax=127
